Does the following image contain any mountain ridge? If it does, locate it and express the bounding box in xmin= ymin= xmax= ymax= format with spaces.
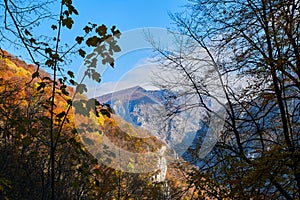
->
xmin=95 ymin=85 xmax=209 ymax=162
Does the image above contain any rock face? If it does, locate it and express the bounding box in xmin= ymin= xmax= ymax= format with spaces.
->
xmin=152 ymin=146 xmax=167 ymax=182
xmin=97 ymin=86 xmax=164 ymax=128
xmin=96 ymin=86 xmax=210 ymax=164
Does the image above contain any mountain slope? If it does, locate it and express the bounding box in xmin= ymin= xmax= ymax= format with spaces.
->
xmin=96 ymin=86 xmax=210 ymax=160
xmin=0 ymin=52 xmax=215 ymax=199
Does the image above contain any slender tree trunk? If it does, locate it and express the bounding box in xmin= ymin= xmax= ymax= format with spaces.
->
xmin=49 ymin=1 xmax=64 ymax=199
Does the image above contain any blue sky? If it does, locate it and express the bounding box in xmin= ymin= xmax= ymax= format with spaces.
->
xmin=71 ymin=0 xmax=187 ymax=96
xmin=4 ymin=0 xmax=187 ymax=95
xmin=74 ymin=0 xmax=184 ymax=30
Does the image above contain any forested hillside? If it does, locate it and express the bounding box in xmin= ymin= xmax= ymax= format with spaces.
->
xmin=0 ymin=51 xmax=205 ymax=199
xmin=1 ymin=0 xmax=300 ymax=199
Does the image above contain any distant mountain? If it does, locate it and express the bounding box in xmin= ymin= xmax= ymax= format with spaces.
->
xmin=96 ymin=86 xmax=210 ymax=161
xmin=97 ymin=86 xmax=161 ymax=102
xmin=97 ymin=86 xmax=167 ymax=126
